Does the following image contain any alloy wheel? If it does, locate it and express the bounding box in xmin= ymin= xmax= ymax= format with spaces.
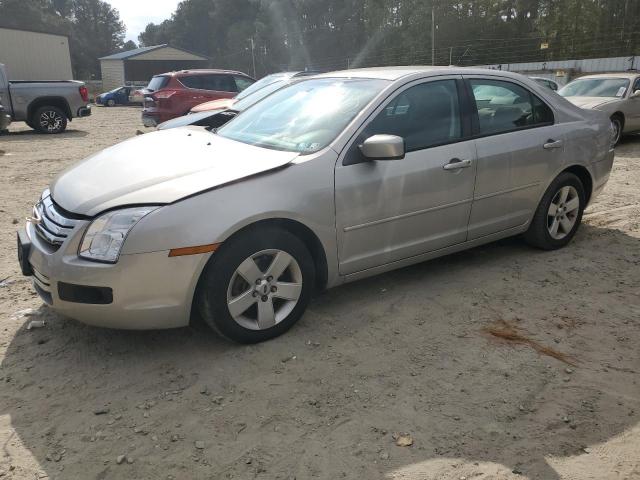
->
xmin=226 ymin=249 xmax=303 ymax=330
xmin=40 ymin=111 xmax=63 ymax=132
xmin=547 ymin=185 xmax=580 ymax=240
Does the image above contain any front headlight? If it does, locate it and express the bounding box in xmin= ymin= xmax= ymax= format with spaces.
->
xmin=79 ymin=207 xmax=158 ymax=263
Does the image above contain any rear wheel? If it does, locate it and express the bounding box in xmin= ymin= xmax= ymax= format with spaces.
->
xmin=197 ymin=227 xmax=315 ymax=343
xmin=32 ymin=106 xmax=67 ymax=134
xmin=524 ymin=172 xmax=585 ymax=250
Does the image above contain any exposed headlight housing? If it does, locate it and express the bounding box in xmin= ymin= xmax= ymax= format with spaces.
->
xmin=79 ymin=207 xmax=158 ymax=263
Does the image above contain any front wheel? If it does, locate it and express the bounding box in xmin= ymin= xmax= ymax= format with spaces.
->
xmin=611 ymin=115 xmax=623 ymax=145
xmin=33 ymin=106 xmax=67 ymax=134
xmin=197 ymin=227 xmax=315 ymax=343
xmin=524 ymin=172 xmax=586 ymax=250
xmin=106 ymin=99 xmax=116 ymax=107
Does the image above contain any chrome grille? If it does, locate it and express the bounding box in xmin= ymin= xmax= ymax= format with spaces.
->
xmin=33 ymin=194 xmax=79 ymax=249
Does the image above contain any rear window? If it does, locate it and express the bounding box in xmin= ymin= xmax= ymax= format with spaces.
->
xmin=147 ymin=76 xmax=169 ymax=92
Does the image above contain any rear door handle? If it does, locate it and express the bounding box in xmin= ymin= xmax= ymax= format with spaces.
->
xmin=543 ymin=139 xmax=563 ymax=150
xmin=443 ymin=158 xmax=472 ymax=170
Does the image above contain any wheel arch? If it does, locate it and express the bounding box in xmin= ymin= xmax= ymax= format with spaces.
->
xmin=27 ymin=97 xmax=72 ymax=121
xmin=226 ymin=218 xmax=329 ymax=291
xmin=610 ymin=111 xmax=625 ymax=128
xmin=562 ymin=164 xmax=593 ymax=204
xmin=189 ymin=216 xmax=330 ymax=329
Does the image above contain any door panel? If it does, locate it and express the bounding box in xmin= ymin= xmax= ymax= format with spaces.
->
xmin=465 ymin=77 xmax=564 ymax=240
xmin=468 ymin=126 xmax=563 ymax=239
xmin=336 ymin=142 xmax=476 ymax=274
xmin=335 ymin=77 xmax=476 ymax=275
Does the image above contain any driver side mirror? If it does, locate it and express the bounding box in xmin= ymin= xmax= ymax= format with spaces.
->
xmin=631 ymin=90 xmax=640 ymax=99
xmin=359 ymin=134 xmax=405 ymax=161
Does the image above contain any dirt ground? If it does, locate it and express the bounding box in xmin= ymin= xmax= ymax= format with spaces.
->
xmin=0 ymin=107 xmax=639 ymax=480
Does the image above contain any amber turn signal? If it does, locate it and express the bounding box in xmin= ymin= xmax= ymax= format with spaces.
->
xmin=168 ymin=243 xmax=220 ymax=257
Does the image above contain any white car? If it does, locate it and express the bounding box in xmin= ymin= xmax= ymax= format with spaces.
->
xmin=559 ymin=73 xmax=640 ymax=144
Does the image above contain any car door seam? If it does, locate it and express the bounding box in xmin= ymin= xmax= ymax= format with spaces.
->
xmin=473 ymin=181 xmax=541 ymax=201
xmin=343 ymin=198 xmax=474 ymax=232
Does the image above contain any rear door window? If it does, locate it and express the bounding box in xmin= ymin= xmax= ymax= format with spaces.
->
xmin=201 ymin=75 xmax=237 ymax=92
xmin=179 ymin=75 xmax=204 ymax=89
xmin=469 ymin=79 xmax=554 ymax=135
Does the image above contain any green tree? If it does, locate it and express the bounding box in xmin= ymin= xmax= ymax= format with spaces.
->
xmin=69 ymin=0 xmax=125 ymax=78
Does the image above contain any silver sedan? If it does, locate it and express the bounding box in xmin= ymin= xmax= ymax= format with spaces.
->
xmin=19 ymin=67 xmax=615 ymax=343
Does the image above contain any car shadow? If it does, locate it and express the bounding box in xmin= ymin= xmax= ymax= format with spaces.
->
xmin=0 ymin=128 xmax=89 ymax=141
xmin=1 ymin=224 xmax=639 ymax=479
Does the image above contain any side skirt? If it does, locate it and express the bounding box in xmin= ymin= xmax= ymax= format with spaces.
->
xmin=339 ymin=223 xmax=529 ymax=285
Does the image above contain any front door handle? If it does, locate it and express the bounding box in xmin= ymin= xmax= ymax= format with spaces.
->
xmin=443 ymin=158 xmax=472 ymax=171
xmin=543 ymin=139 xmax=563 ymax=150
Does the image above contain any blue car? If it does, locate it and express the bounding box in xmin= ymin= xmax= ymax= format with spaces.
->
xmin=96 ymin=86 xmax=134 ymax=106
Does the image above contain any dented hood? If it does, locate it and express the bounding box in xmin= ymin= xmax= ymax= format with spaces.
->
xmin=50 ymin=127 xmax=299 ymax=216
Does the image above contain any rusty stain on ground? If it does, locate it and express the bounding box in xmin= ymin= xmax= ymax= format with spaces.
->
xmin=484 ymin=319 xmax=578 ymax=367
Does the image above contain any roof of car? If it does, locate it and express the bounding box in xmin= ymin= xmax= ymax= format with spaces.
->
xmin=576 ymin=72 xmax=640 ymax=80
xmin=164 ymin=69 xmax=250 ymax=77
xmin=313 ymin=66 xmax=533 ymax=81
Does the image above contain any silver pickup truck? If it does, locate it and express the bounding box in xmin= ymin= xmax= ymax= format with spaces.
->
xmin=0 ymin=63 xmax=91 ymax=134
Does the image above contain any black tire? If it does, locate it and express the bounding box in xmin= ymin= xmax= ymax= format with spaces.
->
xmin=197 ymin=227 xmax=315 ymax=343
xmin=524 ymin=172 xmax=586 ymax=250
xmin=32 ymin=106 xmax=67 ymax=134
xmin=106 ymin=99 xmax=116 ymax=107
xmin=611 ymin=114 xmax=624 ymax=145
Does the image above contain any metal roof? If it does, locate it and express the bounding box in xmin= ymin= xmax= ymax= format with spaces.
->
xmin=99 ymin=44 xmax=208 ymax=61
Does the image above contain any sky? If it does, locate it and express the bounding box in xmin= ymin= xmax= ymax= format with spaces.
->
xmin=106 ymin=0 xmax=181 ymax=44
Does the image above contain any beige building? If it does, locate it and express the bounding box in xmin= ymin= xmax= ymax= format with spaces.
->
xmin=0 ymin=26 xmax=73 ymax=80
xmin=99 ymin=44 xmax=209 ymax=91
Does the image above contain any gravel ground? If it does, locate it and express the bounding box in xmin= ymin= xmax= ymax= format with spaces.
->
xmin=0 ymin=107 xmax=639 ymax=480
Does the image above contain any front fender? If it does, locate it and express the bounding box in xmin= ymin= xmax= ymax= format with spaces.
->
xmin=121 ymin=152 xmax=340 ymax=285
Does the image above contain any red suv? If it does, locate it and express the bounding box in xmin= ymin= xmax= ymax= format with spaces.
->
xmin=141 ymin=69 xmax=255 ymax=126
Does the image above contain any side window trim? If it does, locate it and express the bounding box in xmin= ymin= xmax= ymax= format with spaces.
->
xmin=341 ymin=75 xmax=472 ymax=166
xmin=463 ymin=76 xmax=556 ymax=139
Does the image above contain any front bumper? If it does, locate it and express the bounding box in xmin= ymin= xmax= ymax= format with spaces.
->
xmin=20 ymin=220 xmax=208 ymax=330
